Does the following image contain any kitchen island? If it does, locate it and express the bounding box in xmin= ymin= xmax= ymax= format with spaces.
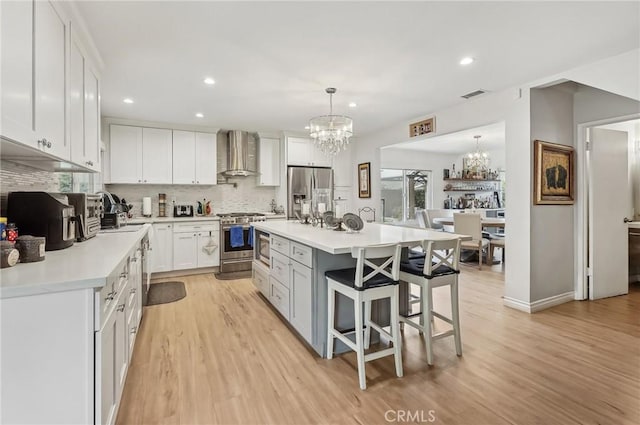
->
xmin=251 ymin=220 xmax=470 ymax=357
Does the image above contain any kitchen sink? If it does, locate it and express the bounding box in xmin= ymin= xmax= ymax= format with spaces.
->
xmin=99 ymin=224 xmax=145 ymax=234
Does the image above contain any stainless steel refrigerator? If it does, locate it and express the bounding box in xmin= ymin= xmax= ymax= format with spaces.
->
xmin=287 ymin=166 xmax=333 ymax=218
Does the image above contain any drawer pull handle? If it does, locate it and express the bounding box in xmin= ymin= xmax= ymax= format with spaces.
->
xmin=130 ymin=326 xmax=137 ymax=334
xmin=105 ymin=291 xmax=116 ymax=301
xmin=117 ymin=303 xmax=125 ymax=312
xmin=130 ymin=288 xmax=137 ymax=294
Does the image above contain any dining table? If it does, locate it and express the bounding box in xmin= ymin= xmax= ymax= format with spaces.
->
xmin=433 ymin=216 xmax=506 ymax=228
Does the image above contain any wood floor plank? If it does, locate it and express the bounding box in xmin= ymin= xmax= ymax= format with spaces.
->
xmin=115 ymin=270 xmax=640 ymax=425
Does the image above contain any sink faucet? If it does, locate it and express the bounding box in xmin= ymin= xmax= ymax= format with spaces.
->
xmin=269 ymin=199 xmax=277 ymax=213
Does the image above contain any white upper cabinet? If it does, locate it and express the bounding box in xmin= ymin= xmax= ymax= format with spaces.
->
xmin=172 ymin=130 xmax=196 ymax=184
xmin=70 ymin=29 xmax=101 ymax=171
xmin=172 ymin=130 xmax=217 ymax=184
xmin=257 ymin=136 xmax=281 ymax=186
xmin=34 ymin=0 xmax=67 ymax=159
xmin=1 ymin=0 xmax=34 ymax=146
xmin=109 ymin=125 xmax=143 ymax=183
xmin=195 ymin=132 xmax=217 ymax=184
xmin=286 ymin=136 xmax=331 ymax=167
xmin=141 ymin=128 xmax=172 ymax=184
xmin=1 ymin=0 xmax=68 ymax=159
xmin=110 ymin=125 xmax=172 ymax=184
xmin=84 ymin=63 xmax=100 ymax=171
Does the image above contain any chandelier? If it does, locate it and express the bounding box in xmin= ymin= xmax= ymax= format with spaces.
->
xmin=309 ymin=87 xmax=353 ymax=155
xmin=466 ymin=135 xmax=489 ymax=174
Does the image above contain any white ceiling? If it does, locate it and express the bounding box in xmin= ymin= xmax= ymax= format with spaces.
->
xmin=76 ymin=1 xmax=640 ymax=136
xmin=384 ymin=121 xmax=505 ymax=154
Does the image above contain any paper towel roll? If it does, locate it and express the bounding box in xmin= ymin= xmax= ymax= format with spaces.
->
xmin=142 ymin=197 xmax=152 ymax=217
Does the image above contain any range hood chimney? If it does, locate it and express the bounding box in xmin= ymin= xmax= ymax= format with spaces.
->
xmin=221 ymin=130 xmax=256 ymax=177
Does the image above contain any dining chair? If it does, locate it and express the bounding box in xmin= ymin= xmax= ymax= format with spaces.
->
xmin=453 ymin=213 xmax=489 ymax=270
xmin=415 ymin=209 xmax=443 ymax=230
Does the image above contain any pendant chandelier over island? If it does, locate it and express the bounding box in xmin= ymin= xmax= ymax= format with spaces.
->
xmin=309 ymin=87 xmax=353 ymax=155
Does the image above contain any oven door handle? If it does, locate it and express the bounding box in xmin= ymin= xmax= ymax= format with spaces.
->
xmin=221 ymin=226 xmax=251 ymax=231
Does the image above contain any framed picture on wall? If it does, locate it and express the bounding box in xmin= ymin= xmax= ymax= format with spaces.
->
xmin=358 ymin=162 xmax=371 ymax=198
xmin=533 ymin=140 xmax=575 ymax=205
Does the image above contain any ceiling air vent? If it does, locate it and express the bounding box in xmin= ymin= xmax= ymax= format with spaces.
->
xmin=461 ymin=89 xmax=487 ymax=99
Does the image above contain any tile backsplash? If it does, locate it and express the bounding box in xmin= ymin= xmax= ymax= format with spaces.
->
xmin=0 ymin=160 xmax=61 ymax=214
xmin=106 ymin=178 xmax=277 ymax=217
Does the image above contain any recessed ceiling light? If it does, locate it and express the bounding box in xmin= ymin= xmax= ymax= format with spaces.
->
xmin=123 ymin=98 xmax=134 ymax=104
xmin=459 ymin=57 xmax=474 ymax=66
xmin=348 ymin=102 xmax=357 ymax=108
xmin=304 ymin=126 xmax=310 ymax=130
xmin=204 ymin=77 xmax=215 ymax=85
xmin=195 ymin=113 xmax=204 ymax=118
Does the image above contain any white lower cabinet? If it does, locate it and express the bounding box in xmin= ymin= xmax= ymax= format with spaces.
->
xmin=151 ymin=223 xmax=173 ymax=272
xmin=172 ymin=222 xmax=219 ymax=271
xmin=173 ymin=232 xmax=198 ymax=270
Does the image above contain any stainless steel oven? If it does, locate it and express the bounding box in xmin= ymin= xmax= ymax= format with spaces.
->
xmin=218 ymin=213 xmax=266 ymax=273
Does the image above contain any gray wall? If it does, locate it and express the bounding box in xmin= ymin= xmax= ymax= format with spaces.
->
xmin=529 ymin=87 xmax=575 ymax=301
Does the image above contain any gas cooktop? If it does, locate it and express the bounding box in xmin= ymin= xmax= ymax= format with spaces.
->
xmin=217 ymin=212 xmax=266 ymax=225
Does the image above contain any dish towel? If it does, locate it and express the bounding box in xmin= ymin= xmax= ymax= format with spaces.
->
xmin=248 ymin=225 xmax=254 ymax=247
xmin=230 ymin=225 xmax=244 ymax=248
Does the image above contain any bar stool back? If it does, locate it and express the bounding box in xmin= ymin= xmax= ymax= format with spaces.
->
xmin=325 ymin=243 xmax=403 ymax=390
xmin=399 ymin=238 xmax=462 ymax=365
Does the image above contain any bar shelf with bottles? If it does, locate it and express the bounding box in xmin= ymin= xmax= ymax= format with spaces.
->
xmin=443 ymin=164 xmax=502 ymax=209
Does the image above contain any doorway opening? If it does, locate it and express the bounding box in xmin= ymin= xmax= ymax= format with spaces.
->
xmin=579 ymin=116 xmax=640 ymax=300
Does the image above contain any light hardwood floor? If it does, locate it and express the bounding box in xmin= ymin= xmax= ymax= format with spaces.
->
xmin=116 ymin=265 xmax=640 ymax=425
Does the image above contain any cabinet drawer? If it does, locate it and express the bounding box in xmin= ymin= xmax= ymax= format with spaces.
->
xmin=173 ymin=221 xmax=218 ymax=233
xmin=290 ymin=241 xmax=312 ymax=268
xmin=270 ymin=277 xmax=290 ymax=320
xmin=252 ymin=261 xmax=270 ymax=298
xmin=270 ymin=250 xmax=290 ymax=287
xmin=270 ymin=234 xmax=290 ymax=255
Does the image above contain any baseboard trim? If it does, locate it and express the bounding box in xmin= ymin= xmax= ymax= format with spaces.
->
xmin=151 ymin=267 xmax=218 ymax=280
xmin=503 ymin=291 xmax=575 ymax=313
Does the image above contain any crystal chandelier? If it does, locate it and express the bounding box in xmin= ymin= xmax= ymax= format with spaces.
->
xmin=466 ymin=135 xmax=489 ymax=174
xmin=309 ymin=87 xmax=353 ymax=155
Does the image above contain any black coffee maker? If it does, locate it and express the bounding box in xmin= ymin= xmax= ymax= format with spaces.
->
xmin=7 ymin=192 xmax=76 ymax=251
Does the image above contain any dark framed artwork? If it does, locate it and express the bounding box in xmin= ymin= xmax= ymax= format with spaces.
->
xmin=533 ymin=140 xmax=575 ymax=205
xmin=358 ymin=162 xmax=371 ymax=198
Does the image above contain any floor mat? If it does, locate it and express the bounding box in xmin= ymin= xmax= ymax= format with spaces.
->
xmin=146 ymin=281 xmax=186 ymax=306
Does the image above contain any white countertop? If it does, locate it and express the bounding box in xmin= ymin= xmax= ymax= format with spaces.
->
xmin=629 ymin=222 xmax=640 ymax=229
xmin=252 ymin=221 xmax=471 ymax=255
xmin=127 ymin=213 xmax=286 ymax=224
xmin=0 ymin=224 xmax=151 ymax=299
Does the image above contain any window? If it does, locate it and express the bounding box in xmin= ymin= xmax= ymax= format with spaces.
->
xmin=57 ymin=172 xmax=97 ymax=193
xmin=380 ymin=168 xmax=432 ymax=222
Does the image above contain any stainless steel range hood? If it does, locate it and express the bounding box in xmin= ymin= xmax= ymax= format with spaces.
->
xmin=220 ymin=130 xmax=256 ymax=177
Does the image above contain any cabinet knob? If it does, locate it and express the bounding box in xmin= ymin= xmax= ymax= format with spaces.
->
xmin=86 ymin=160 xmax=94 ymax=166
xmin=144 ymin=180 xmax=147 ymax=183
xmin=138 ymin=180 xmax=142 ymax=183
